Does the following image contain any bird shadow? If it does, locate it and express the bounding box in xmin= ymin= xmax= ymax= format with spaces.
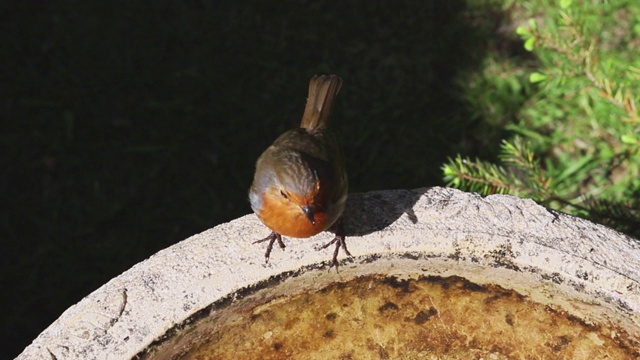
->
xmin=334 ymin=188 xmax=425 ymax=237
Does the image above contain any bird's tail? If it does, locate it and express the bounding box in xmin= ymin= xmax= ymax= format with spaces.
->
xmin=300 ymin=75 xmax=343 ymax=131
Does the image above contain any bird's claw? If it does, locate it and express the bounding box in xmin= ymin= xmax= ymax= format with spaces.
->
xmin=318 ymin=232 xmax=351 ymax=271
xmin=253 ymin=231 xmax=285 ymax=263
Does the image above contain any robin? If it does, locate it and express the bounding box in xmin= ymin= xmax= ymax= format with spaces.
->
xmin=249 ymin=75 xmax=350 ymax=268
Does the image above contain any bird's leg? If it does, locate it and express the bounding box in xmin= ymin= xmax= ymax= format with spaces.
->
xmin=319 ymin=219 xmax=351 ymax=270
xmin=253 ymin=231 xmax=285 ymax=263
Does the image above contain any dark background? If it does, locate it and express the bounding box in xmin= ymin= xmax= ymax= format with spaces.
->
xmin=2 ymin=1 xmax=511 ymax=357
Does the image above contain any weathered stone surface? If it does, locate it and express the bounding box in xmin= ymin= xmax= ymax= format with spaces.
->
xmin=16 ymin=187 xmax=640 ymax=359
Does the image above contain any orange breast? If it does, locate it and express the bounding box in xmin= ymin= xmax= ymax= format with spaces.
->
xmin=257 ymin=191 xmax=328 ymax=238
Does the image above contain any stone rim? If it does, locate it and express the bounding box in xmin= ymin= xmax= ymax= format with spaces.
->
xmin=17 ymin=187 xmax=640 ymax=359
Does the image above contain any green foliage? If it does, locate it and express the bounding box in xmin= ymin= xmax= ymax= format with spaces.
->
xmin=446 ymin=0 xmax=640 ymax=237
xmin=443 ymin=137 xmax=553 ymax=200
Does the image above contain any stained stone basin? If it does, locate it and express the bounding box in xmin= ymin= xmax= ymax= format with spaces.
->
xmin=16 ymin=187 xmax=640 ymax=359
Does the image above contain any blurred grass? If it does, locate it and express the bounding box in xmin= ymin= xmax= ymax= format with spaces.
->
xmin=443 ymin=0 xmax=640 ymax=235
xmin=1 ymin=1 xmax=514 ymax=357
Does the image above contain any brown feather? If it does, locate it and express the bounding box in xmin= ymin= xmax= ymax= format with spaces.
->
xmin=299 ymin=75 xmax=343 ymax=131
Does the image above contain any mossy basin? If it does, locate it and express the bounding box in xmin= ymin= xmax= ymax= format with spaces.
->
xmin=17 ymin=188 xmax=640 ymax=359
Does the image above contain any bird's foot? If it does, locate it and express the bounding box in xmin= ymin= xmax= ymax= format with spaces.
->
xmin=318 ymin=220 xmax=351 ymax=270
xmin=253 ymin=231 xmax=285 ymax=263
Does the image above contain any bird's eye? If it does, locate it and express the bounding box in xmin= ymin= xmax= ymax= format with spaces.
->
xmin=280 ymin=190 xmax=289 ymax=199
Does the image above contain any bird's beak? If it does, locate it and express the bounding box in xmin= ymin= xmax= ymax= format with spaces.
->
xmin=301 ymin=206 xmax=316 ymax=226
